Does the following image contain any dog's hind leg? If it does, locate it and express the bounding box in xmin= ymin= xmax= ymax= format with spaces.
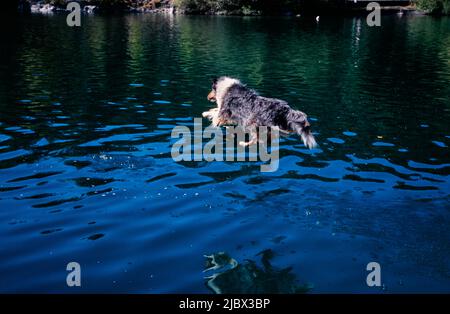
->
xmin=238 ymin=127 xmax=258 ymax=147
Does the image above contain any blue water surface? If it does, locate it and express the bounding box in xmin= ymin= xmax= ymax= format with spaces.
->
xmin=0 ymin=14 xmax=449 ymax=293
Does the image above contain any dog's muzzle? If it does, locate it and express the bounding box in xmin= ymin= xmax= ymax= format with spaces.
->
xmin=207 ymin=90 xmax=216 ymax=102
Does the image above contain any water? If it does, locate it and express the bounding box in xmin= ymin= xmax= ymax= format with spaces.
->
xmin=0 ymin=13 xmax=449 ymax=293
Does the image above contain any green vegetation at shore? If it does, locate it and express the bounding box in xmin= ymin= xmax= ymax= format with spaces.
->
xmin=415 ymin=0 xmax=450 ymax=14
xmin=16 ymin=0 xmax=450 ymax=15
xmin=173 ymin=0 xmax=450 ymax=15
xmin=173 ymin=0 xmax=300 ymax=15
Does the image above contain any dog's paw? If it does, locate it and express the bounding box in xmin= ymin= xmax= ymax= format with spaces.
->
xmin=239 ymin=141 xmax=250 ymax=147
xmin=202 ymin=108 xmax=218 ymax=120
xmin=212 ymin=116 xmax=222 ymax=127
xmin=239 ymin=138 xmax=258 ymax=146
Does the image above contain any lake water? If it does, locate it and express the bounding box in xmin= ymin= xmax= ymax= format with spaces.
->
xmin=0 ymin=13 xmax=449 ymax=293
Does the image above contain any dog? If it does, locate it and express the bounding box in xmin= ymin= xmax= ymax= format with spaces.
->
xmin=202 ymin=76 xmax=317 ymax=148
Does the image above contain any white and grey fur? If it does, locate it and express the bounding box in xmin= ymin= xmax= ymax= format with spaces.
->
xmin=203 ymin=76 xmax=317 ymax=149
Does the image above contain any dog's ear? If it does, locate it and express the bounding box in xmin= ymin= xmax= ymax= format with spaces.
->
xmin=211 ymin=77 xmax=219 ymax=88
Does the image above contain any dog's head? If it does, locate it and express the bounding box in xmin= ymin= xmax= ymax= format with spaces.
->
xmin=207 ymin=76 xmax=241 ymax=105
xmin=207 ymin=77 xmax=219 ymax=102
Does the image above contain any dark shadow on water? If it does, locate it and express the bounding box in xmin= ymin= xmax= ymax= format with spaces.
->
xmin=203 ymin=249 xmax=311 ymax=294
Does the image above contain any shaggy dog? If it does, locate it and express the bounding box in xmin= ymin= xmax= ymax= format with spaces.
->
xmin=202 ymin=77 xmax=317 ymax=148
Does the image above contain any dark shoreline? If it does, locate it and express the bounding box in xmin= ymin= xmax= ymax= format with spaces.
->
xmin=10 ymin=1 xmax=450 ymax=17
xmin=17 ymin=6 xmax=424 ymax=18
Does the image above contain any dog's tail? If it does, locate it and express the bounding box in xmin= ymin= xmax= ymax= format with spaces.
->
xmin=287 ymin=110 xmax=317 ymax=149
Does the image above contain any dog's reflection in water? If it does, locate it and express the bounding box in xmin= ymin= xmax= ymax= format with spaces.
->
xmin=203 ymin=249 xmax=311 ymax=294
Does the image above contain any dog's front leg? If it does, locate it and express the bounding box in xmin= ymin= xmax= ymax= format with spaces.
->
xmin=212 ymin=114 xmax=223 ymax=127
xmin=202 ymin=108 xmax=218 ymax=121
xmin=202 ymin=108 xmax=229 ymax=127
xmin=208 ymin=109 xmax=226 ymax=127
